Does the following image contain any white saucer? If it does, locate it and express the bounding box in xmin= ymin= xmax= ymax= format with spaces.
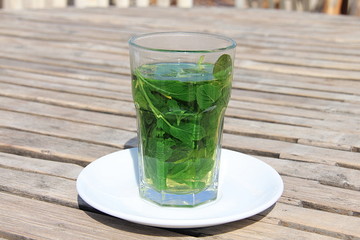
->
xmin=76 ymin=148 xmax=283 ymax=228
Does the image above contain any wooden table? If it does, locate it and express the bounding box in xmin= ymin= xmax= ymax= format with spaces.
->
xmin=0 ymin=6 xmax=359 ymax=240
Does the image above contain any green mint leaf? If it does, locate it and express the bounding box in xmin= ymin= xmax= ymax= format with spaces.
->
xmin=170 ymin=123 xmax=205 ymax=145
xmin=132 ymin=62 xmax=231 ymax=192
xmin=145 ymin=78 xmax=196 ymax=102
xmin=166 ymin=99 xmax=187 ymax=125
xmin=196 ymin=84 xmax=222 ymax=110
xmin=147 ymin=137 xmax=176 ymax=160
xmin=213 ymin=54 xmax=232 ymax=79
xmin=133 ymin=89 xmax=149 ymax=111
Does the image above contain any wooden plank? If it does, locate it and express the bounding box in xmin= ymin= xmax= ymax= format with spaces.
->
xmin=236 ymin=46 xmax=360 ymax=64
xmin=0 ymin=34 xmax=128 ymax=56
xmin=238 ymin=50 xmax=360 ymax=71
xmin=0 ymin=16 xmax=129 ymax=42
xmin=231 ymin=89 xmax=360 ymax=115
xmin=223 ymin=133 xmax=293 ymax=157
xmin=259 ymin=156 xmax=360 ymax=191
xmin=279 ymin=143 xmax=360 ymax=170
xmin=227 ymin=99 xmax=359 ymax=123
xmin=234 ymin=70 xmax=360 ymax=96
xmin=0 ymin=58 xmax=126 ymax=85
xmin=0 ymin=167 xmax=78 ymax=207
xmin=235 ymin=50 xmax=360 ymax=72
xmin=0 ymin=76 xmax=132 ymax=102
xmin=232 ymin=34 xmax=360 ymax=57
xmin=244 ymin=20 xmax=359 ymax=45
xmin=0 ymin=14 xmax=132 ymax=44
xmin=0 ymin=109 xmax=137 ymax=148
xmin=223 ymin=134 xmax=360 ymax=170
xmin=0 ymin=82 xmax=136 ymax=116
xmin=0 ymin=74 xmax=132 ymax=102
xmin=0 ymin=128 xmax=120 ymax=165
xmin=239 ymin=60 xmax=360 ymax=81
xmin=0 ymin=96 xmax=137 ymax=132
xmin=0 ymin=68 xmax=131 ymax=93
xmin=281 ymin=176 xmax=360 ymax=216
xmin=266 ymin=203 xmax=360 ymax=239
xmin=226 ymin=107 xmax=316 ymax=128
xmin=236 ymin=81 xmax=360 ymax=104
xmin=224 ymin=117 xmax=360 ymax=151
xmin=179 ymin=218 xmax=340 ymax=239
xmin=226 ymin=107 xmax=360 ymax=135
xmin=0 ymin=192 xmax=194 ymax=240
xmin=0 ymin=37 xmax=127 ymax=67
xmin=0 ymin=51 xmax=129 ymax=76
xmin=0 ymin=152 xmax=82 ymax=180
xmin=227 ymin=100 xmax=324 ymax=119
xmin=0 ymin=25 xmax=127 ymax=50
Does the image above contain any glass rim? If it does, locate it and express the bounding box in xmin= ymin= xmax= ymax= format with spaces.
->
xmin=128 ymin=32 xmax=237 ymax=53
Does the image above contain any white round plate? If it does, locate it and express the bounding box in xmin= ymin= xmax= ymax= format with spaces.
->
xmin=77 ymin=148 xmax=283 ymax=228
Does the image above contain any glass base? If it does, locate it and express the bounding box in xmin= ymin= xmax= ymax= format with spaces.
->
xmin=139 ymin=184 xmax=218 ymax=207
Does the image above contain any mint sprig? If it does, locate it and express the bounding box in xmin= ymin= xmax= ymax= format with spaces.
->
xmin=133 ymin=55 xmax=232 ymax=192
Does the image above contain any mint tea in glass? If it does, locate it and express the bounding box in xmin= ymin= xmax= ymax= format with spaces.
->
xmin=129 ymin=32 xmax=236 ymax=207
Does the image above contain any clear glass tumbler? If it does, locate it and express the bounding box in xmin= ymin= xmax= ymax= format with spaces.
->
xmin=129 ymin=32 xmax=236 ymax=207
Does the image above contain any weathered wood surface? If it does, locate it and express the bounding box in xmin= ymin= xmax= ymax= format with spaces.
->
xmin=0 ymin=7 xmax=359 ymax=240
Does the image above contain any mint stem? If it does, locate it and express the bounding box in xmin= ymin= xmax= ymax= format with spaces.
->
xmin=136 ymin=69 xmax=172 ymax=128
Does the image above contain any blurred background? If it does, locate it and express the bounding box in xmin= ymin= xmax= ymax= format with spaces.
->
xmin=0 ymin=0 xmax=359 ymax=15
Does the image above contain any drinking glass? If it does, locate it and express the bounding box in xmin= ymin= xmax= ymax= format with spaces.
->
xmin=129 ymin=32 xmax=236 ymax=207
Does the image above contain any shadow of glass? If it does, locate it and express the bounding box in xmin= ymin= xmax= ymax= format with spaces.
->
xmin=124 ymin=136 xmax=138 ymax=149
